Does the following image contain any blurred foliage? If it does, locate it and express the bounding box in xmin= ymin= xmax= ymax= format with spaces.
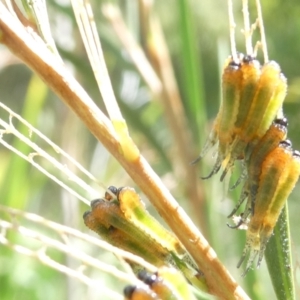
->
xmin=1 ymin=0 xmax=300 ymax=299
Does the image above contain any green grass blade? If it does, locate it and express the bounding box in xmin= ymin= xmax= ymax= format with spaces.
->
xmin=1 ymin=75 xmax=47 ymax=209
xmin=176 ymin=0 xmax=206 ymax=145
xmin=264 ymin=203 xmax=295 ymax=300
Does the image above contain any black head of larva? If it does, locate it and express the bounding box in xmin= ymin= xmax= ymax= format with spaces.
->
xmin=137 ymin=270 xmax=157 ymax=286
xmin=293 ymin=150 xmax=300 ymax=158
xmin=82 ymin=210 xmax=90 ymax=220
xmin=137 ymin=270 xmax=149 ymax=282
xmin=104 ymin=186 xmax=119 ymax=201
xmin=274 ymin=117 xmax=288 ymax=128
xmin=242 ymin=55 xmax=255 ymax=63
xmin=279 ymin=139 xmax=292 ymax=149
xmin=90 ymin=198 xmax=101 ymax=209
xmin=123 ymin=285 xmax=136 ymax=298
xmin=108 ymin=185 xmax=118 ymax=195
xmin=228 ymin=60 xmax=241 ymax=70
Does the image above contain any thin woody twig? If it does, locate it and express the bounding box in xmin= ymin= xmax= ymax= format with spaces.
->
xmin=255 ymin=0 xmax=268 ymax=63
xmin=242 ymin=0 xmax=253 ymax=55
xmin=227 ymin=0 xmax=238 ymax=61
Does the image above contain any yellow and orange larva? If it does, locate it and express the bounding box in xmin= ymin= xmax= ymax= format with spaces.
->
xmin=83 ymin=199 xmax=170 ymax=267
xmin=237 ymin=141 xmax=300 ymax=275
xmin=240 ymin=62 xmax=283 ymax=142
xmin=83 ymin=187 xmax=178 ymax=267
xmin=246 ymin=118 xmax=288 ymax=210
xmin=123 ymin=284 xmax=159 ymax=300
xmin=257 ymin=149 xmax=300 ymax=262
xmin=233 ymin=55 xmax=261 ymax=133
xmin=196 ymin=55 xmax=244 ymax=179
xmin=218 ymin=56 xmax=244 ymax=157
xmin=84 ymin=186 xmax=203 ymax=287
xmin=227 ymin=117 xmax=288 ymax=220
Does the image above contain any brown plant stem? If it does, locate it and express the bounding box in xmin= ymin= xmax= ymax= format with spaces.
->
xmin=0 ymin=4 xmax=249 ymax=299
xmin=104 ymin=3 xmax=206 ymax=231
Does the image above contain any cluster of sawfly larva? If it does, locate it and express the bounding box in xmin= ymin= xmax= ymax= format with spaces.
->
xmin=194 ymin=1 xmax=300 ymax=275
xmin=84 ymin=186 xmax=211 ymax=298
xmin=195 ymin=54 xmax=300 ymax=275
xmin=84 ymin=186 xmax=205 ymax=296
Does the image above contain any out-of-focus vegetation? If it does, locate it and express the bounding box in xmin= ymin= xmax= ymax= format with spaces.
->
xmin=0 ymin=0 xmax=300 ymax=299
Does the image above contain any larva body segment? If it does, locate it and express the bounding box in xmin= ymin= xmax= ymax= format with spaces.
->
xmin=218 ymin=57 xmax=243 ymax=159
xmin=198 ymin=56 xmax=244 ymax=179
xmin=238 ymin=141 xmax=298 ymax=274
xmin=83 ymin=198 xmax=171 ymax=266
xmin=259 ymin=150 xmax=300 ymax=256
xmin=233 ymin=56 xmax=261 ymax=134
xmin=242 ymin=61 xmax=281 ymax=142
xmin=246 ymin=118 xmax=288 ymax=165
xmin=256 ymin=73 xmax=287 ymax=139
xmin=227 ymin=118 xmax=288 ymax=220
xmin=117 ymin=187 xmax=184 ymax=256
xmin=250 ymin=141 xmax=292 ymax=224
xmin=246 ymin=118 xmax=288 ymax=209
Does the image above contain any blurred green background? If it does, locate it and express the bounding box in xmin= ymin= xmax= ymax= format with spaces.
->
xmin=0 ymin=0 xmax=300 ymax=299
